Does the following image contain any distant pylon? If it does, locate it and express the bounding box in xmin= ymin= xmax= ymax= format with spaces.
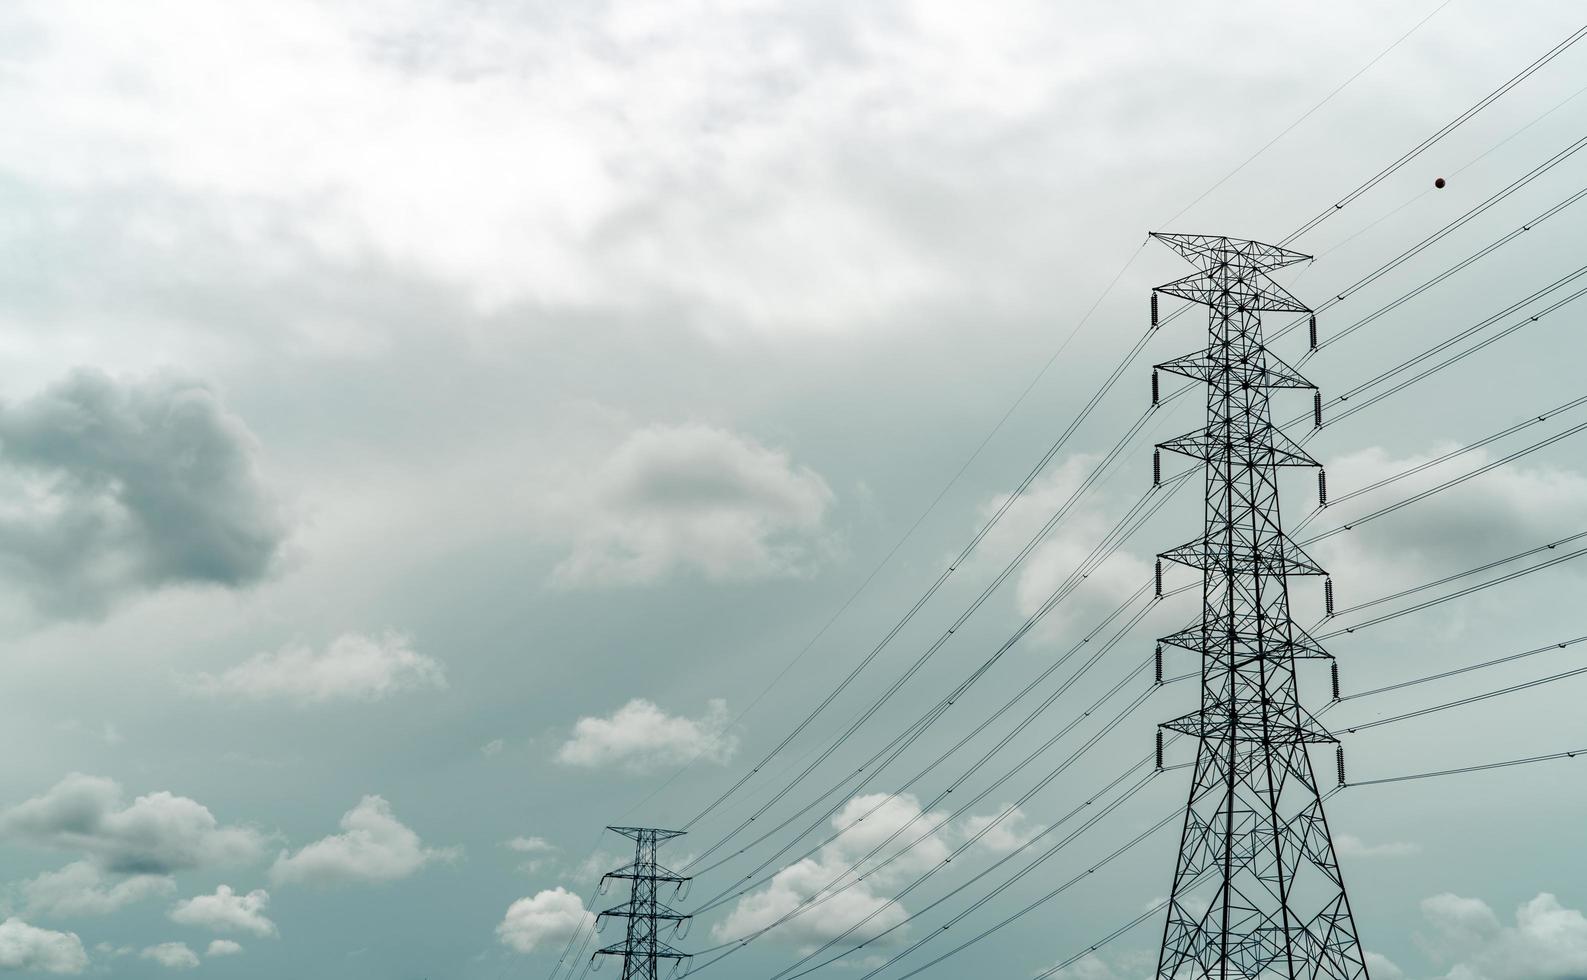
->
xmin=1149 ymin=233 xmax=1370 ymax=980
xmin=593 ymin=827 xmax=692 ymax=980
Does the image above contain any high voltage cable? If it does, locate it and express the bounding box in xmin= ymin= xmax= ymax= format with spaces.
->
xmin=1301 ymin=417 xmax=1587 ymax=545
xmin=679 ymin=325 xmax=1163 ymax=854
xmin=1157 ymin=127 xmax=1587 ymax=347
xmin=1305 ymin=179 xmax=1587 ymax=358
xmin=680 ymin=47 xmax=1587 ymax=864
xmin=1340 ymin=659 xmax=1587 ymax=733
xmin=680 ymin=373 xmax=1195 ymax=874
xmin=1344 ymin=632 xmax=1587 ymax=700
xmin=1348 ymin=743 xmax=1587 ymax=787
xmin=1292 ymin=391 xmax=1587 ymax=533
xmin=1313 ymin=78 xmax=1587 ymax=262
xmin=1329 ymin=530 xmax=1587 ymax=618
xmin=733 ymin=599 xmax=1176 ymax=956
xmin=1043 ymin=740 xmax=1587 ymax=973
xmin=839 ymin=623 xmax=1587 ymax=980
xmin=659 ymin=14 xmax=1585 ymax=854
xmin=599 ymin=38 xmax=1587 ymax=974
xmin=688 ymin=254 xmax=1564 ymax=935
xmin=550 ymin=23 xmax=1587 ymax=980
xmin=691 ymin=204 xmax=1546 ymax=877
xmin=686 ymin=467 xmax=1195 ymax=900
xmin=711 ymin=342 xmax=1566 ymax=957
xmin=675 ymin=253 xmax=1154 ymax=838
xmin=1280 ymin=22 xmax=1587 ymax=245
xmin=1157 ymin=0 xmax=1456 ymax=229
xmin=737 ymin=358 xmax=1587 ymax=977
xmin=707 ymin=464 xmax=1552 ymax=976
xmin=697 ymin=679 xmax=1158 ymax=973
xmin=1318 ymin=542 xmax=1587 ymax=639
xmin=1288 ymin=130 xmax=1587 ymax=342
xmin=1314 ymin=273 xmax=1587 ymax=432
xmin=936 ymin=787 xmax=1349 ymax=980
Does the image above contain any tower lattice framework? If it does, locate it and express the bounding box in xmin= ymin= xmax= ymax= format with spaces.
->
xmin=1150 ymin=233 xmax=1369 ymax=980
xmin=594 ymin=827 xmax=692 ymax=980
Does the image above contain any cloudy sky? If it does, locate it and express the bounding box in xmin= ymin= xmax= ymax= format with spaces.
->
xmin=0 ymin=0 xmax=1585 ymax=977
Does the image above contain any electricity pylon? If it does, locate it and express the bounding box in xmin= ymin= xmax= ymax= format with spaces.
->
xmin=594 ymin=827 xmax=692 ymax=980
xmin=1150 ymin=233 xmax=1369 ymax=980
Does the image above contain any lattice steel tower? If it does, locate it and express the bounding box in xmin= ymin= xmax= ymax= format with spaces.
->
xmin=593 ymin=827 xmax=692 ymax=980
xmin=1149 ymin=233 xmax=1369 ymax=980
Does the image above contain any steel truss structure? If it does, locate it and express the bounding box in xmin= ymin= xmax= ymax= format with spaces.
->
xmin=594 ymin=826 xmax=692 ymax=980
xmin=1150 ymin=233 xmax=1370 ymax=980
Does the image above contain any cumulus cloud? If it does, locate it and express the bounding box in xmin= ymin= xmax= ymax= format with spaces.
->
xmin=140 ymin=942 xmax=199 ymax=970
xmin=1417 ymin=892 xmax=1587 ymax=980
xmin=713 ymin=792 xmax=955 ymax=950
xmin=182 ymin=631 xmax=446 ymax=704
xmin=497 ymin=887 xmax=594 ymax=954
xmin=205 ymin=940 xmax=241 ymax=957
xmin=548 ymin=423 xmax=836 ymax=587
xmin=556 ymin=698 xmax=737 ymax=771
xmin=270 ymin=795 xmax=454 ymax=886
xmin=20 ymin=861 xmax=174 ymax=917
xmin=0 ymin=369 xmax=288 ymax=619
xmin=169 ymin=885 xmax=277 ymax=938
xmin=0 ymin=774 xmax=267 ymax=875
xmin=0 ymin=919 xmax=88 ymax=974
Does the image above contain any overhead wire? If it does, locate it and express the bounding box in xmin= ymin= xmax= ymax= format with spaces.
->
xmin=1280 ymin=21 xmax=1587 ymax=245
xmin=667 ymin=6 xmax=1587 ymax=859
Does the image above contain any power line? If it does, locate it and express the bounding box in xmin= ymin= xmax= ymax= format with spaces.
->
xmin=1157 ymin=0 xmax=1457 ymax=229
xmin=1347 ymin=744 xmax=1587 ymax=787
xmin=1292 ymin=391 xmax=1587 ymax=532
xmin=1343 ymin=632 xmax=1587 ymax=700
xmin=1317 ymin=539 xmax=1587 ymax=639
xmin=1280 ymin=21 xmax=1587 ymax=245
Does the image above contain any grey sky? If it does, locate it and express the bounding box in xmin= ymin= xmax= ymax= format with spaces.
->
xmin=0 ymin=1 xmax=1585 ymax=978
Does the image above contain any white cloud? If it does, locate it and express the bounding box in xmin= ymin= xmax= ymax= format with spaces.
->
xmin=20 ymin=861 xmax=174 ymax=917
xmin=556 ymin=698 xmax=737 ymax=771
xmin=0 ymin=774 xmax=267 ymax=874
xmin=1334 ymin=833 xmax=1420 ymax=859
xmin=497 ymin=887 xmax=594 ymax=954
xmin=1417 ymin=892 xmax=1587 ymax=980
xmin=548 ymin=423 xmax=836 ymax=587
xmin=205 ymin=940 xmax=242 ymax=957
xmin=481 ymin=739 xmax=505 ymax=757
xmin=713 ymin=792 xmax=954 ymax=950
xmin=183 ymin=631 xmax=446 ymax=704
xmin=140 ymin=942 xmax=199 ymax=970
xmin=169 ymin=885 xmax=277 ymax=938
xmin=270 ymin=795 xmax=454 ymax=886
xmin=0 ymin=919 xmax=88 ymax=974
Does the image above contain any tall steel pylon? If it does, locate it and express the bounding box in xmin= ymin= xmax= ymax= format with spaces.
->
xmin=1149 ymin=233 xmax=1369 ymax=980
xmin=594 ymin=827 xmax=692 ymax=980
